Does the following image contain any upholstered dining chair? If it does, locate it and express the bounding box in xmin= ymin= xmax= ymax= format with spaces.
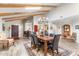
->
xmin=48 ymin=34 xmax=61 ymax=55
xmin=33 ymin=34 xmax=44 ymax=51
xmin=50 ymin=33 xmax=54 ymax=37
xmin=30 ymin=33 xmax=43 ymax=51
xmin=45 ymin=31 xmax=48 ymax=36
xmin=32 ymin=32 xmax=36 ymax=35
xmin=30 ymin=34 xmax=35 ymax=46
xmin=47 ymin=33 xmax=54 ymax=45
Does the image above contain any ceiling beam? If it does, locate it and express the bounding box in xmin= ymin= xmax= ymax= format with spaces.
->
xmin=3 ymin=16 xmax=28 ymax=22
xmin=3 ymin=13 xmax=43 ymax=22
xmin=0 ymin=9 xmax=49 ymax=16
xmin=0 ymin=4 xmax=57 ymax=8
xmin=0 ymin=12 xmax=33 ymax=16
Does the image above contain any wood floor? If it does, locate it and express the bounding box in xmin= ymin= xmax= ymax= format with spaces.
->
xmin=59 ymin=39 xmax=79 ymax=55
xmin=0 ymin=38 xmax=79 ymax=56
xmin=0 ymin=39 xmax=29 ymax=56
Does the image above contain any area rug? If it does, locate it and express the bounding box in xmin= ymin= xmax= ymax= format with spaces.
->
xmin=24 ymin=41 xmax=73 ymax=56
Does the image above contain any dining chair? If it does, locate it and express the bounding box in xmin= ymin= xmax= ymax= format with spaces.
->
xmin=47 ymin=33 xmax=54 ymax=45
xmin=30 ymin=34 xmax=35 ymax=48
xmin=48 ymin=34 xmax=61 ymax=55
xmin=30 ymin=33 xmax=43 ymax=51
xmin=44 ymin=30 xmax=48 ymax=36
xmin=50 ymin=33 xmax=54 ymax=37
xmin=45 ymin=32 xmax=48 ymax=36
xmin=32 ymin=32 xmax=36 ymax=35
xmin=33 ymin=34 xmax=44 ymax=51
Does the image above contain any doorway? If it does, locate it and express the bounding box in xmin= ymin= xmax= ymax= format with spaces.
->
xmin=11 ymin=25 xmax=19 ymax=39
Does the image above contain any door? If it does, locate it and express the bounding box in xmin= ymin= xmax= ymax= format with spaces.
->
xmin=11 ymin=25 xmax=19 ymax=39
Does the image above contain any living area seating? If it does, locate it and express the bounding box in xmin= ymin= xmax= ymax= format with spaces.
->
xmin=0 ymin=40 xmax=8 ymax=49
xmin=62 ymin=32 xmax=77 ymax=42
xmin=69 ymin=32 xmax=76 ymax=41
xmin=0 ymin=32 xmax=14 ymax=49
xmin=7 ymin=38 xmax=14 ymax=47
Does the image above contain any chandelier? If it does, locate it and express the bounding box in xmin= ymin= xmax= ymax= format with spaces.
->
xmin=38 ymin=17 xmax=49 ymax=24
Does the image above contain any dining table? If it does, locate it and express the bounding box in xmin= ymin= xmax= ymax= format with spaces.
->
xmin=37 ymin=35 xmax=54 ymax=56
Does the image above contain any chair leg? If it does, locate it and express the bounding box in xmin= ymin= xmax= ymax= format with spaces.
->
xmin=56 ymin=49 xmax=59 ymax=55
xmin=36 ymin=45 xmax=40 ymax=52
xmin=31 ymin=44 xmax=36 ymax=49
xmin=37 ymin=48 xmax=40 ymax=52
xmin=52 ymin=49 xmax=54 ymax=56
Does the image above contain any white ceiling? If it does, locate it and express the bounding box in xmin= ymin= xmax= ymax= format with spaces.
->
xmin=0 ymin=3 xmax=61 ymax=17
xmin=0 ymin=3 xmax=60 ymax=12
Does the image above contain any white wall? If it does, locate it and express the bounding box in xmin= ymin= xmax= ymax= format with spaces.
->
xmin=0 ymin=18 xmax=3 ymax=33
xmin=72 ymin=21 xmax=79 ymax=43
xmin=33 ymin=15 xmax=41 ymax=32
xmin=4 ymin=20 xmax=23 ymax=38
xmin=47 ymin=3 xmax=79 ymax=43
xmin=33 ymin=15 xmax=50 ymax=32
xmin=22 ymin=16 xmax=33 ymax=32
xmin=33 ymin=16 xmax=40 ymax=25
xmin=47 ymin=4 xmax=79 ymax=21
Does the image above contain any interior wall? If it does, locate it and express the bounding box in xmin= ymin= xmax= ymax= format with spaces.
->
xmin=72 ymin=21 xmax=79 ymax=43
xmin=4 ymin=20 xmax=23 ymax=38
xmin=33 ymin=15 xmax=41 ymax=32
xmin=22 ymin=16 xmax=33 ymax=32
xmin=33 ymin=15 xmax=55 ymax=33
xmin=0 ymin=18 xmax=3 ymax=33
xmin=47 ymin=3 xmax=79 ymax=43
xmin=47 ymin=3 xmax=79 ymax=21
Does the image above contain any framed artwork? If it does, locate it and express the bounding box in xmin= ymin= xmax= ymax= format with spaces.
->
xmin=2 ymin=24 xmax=5 ymax=31
xmin=75 ymin=25 xmax=79 ymax=29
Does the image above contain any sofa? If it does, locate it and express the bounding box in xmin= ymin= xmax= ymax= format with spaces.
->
xmin=0 ymin=32 xmax=14 ymax=49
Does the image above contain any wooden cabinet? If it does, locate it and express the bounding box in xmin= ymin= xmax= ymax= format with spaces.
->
xmin=63 ymin=24 xmax=70 ymax=37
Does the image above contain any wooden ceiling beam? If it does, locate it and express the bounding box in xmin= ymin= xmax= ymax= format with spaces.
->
xmin=0 ymin=12 xmax=33 ymax=16
xmin=3 ymin=16 xmax=28 ymax=22
xmin=0 ymin=9 xmax=49 ymax=16
xmin=3 ymin=13 xmax=43 ymax=22
xmin=0 ymin=4 xmax=56 ymax=8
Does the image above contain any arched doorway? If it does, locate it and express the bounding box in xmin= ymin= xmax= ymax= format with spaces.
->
xmin=62 ymin=24 xmax=71 ymax=38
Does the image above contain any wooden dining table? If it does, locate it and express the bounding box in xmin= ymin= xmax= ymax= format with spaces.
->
xmin=37 ymin=35 xmax=54 ymax=56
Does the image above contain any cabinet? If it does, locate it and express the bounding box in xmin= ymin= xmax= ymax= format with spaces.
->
xmin=63 ymin=24 xmax=70 ymax=37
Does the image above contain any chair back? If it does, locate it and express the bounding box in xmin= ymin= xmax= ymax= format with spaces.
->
xmin=72 ymin=32 xmax=76 ymax=40
xmin=45 ymin=31 xmax=48 ymax=36
xmin=30 ymin=34 xmax=35 ymax=45
xmin=33 ymin=34 xmax=40 ymax=45
xmin=52 ymin=34 xmax=61 ymax=50
xmin=50 ymin=33 xmax=54 ymax=37
xmin=44 ymin=30 xmax=48 ymax=36
xmin=32 ymin=32 xmax=36 ymax=35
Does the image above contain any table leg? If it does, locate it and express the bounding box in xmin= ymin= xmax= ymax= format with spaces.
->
xmin=44 ymin=41 xmax=47 ymax=56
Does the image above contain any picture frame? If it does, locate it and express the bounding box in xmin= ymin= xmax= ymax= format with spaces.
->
xmin=2 ymin=24 xmax=5 ymax=31
xmin=75 ymin=25 xmax=79 ymax=29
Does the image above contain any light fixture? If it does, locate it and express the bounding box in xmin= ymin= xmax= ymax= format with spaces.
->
xmin=25 ymin=7 xmax=42 ymax=10
xmin=38 ymin=17 xmax=49 ymax=24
